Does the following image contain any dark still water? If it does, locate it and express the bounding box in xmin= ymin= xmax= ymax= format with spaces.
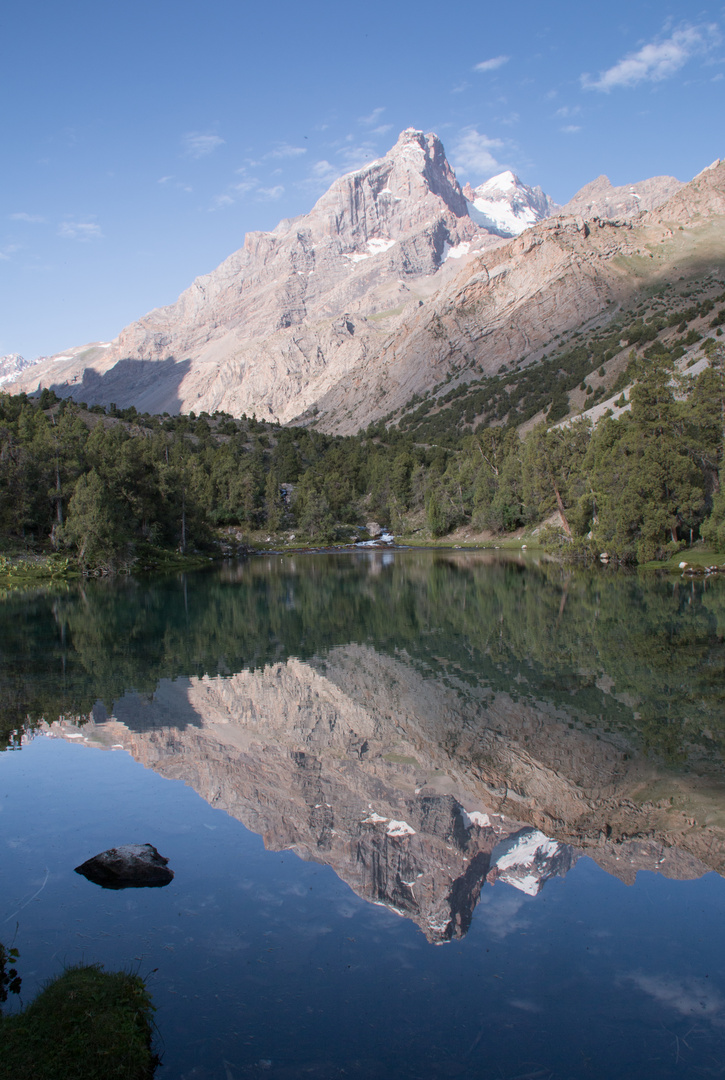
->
xmin=3 ymin=550 xmax=725 ymax=1079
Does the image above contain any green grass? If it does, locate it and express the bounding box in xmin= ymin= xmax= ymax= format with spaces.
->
xmin=0 ymin=964 xmax=157 ymax=1080
xmin=0 ymin=554 xmax=79 ymax=588
xmin=367 ymin=305 xmax=405 ymax=321
xmin=644 ymin=545 xmax=725 ymax=571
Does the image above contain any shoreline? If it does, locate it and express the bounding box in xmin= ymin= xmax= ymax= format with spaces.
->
xmin=1 ymin=537 xmax=724 ymax=592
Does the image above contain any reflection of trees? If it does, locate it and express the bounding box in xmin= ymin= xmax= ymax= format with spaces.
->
xmin=1 ymin=554 xmax=724 ymax=767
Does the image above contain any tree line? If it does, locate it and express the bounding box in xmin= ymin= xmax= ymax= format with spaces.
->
xmin=0 ymin=347 xmax=723 ymax=568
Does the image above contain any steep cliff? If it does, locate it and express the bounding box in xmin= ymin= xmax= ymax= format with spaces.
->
xmin=12 ymin=135 xmax=719 ymax=436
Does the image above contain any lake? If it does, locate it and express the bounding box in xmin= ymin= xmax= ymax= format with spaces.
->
xmin=2 ymin=550 xmax=725 ymax=1079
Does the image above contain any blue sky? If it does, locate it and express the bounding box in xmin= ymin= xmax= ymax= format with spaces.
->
xmin=3 ymin=0 xmax=724 ymax=359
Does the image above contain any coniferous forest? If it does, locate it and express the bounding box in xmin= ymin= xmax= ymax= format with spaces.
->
xmin=1 ymin=340 xmax=724 ymax=571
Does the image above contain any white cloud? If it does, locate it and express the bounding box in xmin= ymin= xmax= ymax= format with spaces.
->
xmin=359 ymin=107 xmax=386 ymax=126
xmin=264 ymin=143 xmax=307 ymax=160
xmin=58 ymin=221 xmax=102 ymax=241
xmin=475 ymin=55 xmax=509 ymax=73
xmin=451 ymin=127 xmax=505 ymax=178
xmin=582 ymin=22 xmax=719 ymax=91
xmin=309 ymin=160 xmax=338 ymax=183
xmin=475 ymin=891 xmax=530 ymax=940
xmin=0 ymin=243 xmax=21 ymax=261
xmin=628 ymin=973 xmax=725 ymax=1023
xmin=257 ymin=185 xmax=284 ymax=200
xmin=10 ymin=212 xmax=45 ymax=223
xmin=302 ymin=136 xmax=389 ymax=194
xmin=561 ymin=125 xmax=581 ymax=133
xmin=300 ymin=157 xmax=350 ymax=194
xmin=182 ymin=132 xmax=225 ymax=158
xmin=371 ymin=124 xmax=393 ymax=136
xmin=158 ymin=175 xmax=193 ymax=193
xmin=210 ymin=178 xmax=258 ymax=209
xmin=554 ymin=105 xmax=582 ymax=118
xmin=337 ymin=141 xmax=379 ymax=172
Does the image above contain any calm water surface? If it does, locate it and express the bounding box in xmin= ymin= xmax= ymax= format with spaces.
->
xmin=2 ymin=550 xmax=725 ymax=1079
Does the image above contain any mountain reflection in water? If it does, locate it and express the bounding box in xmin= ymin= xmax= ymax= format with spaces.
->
xmin=5 ymin=550 xmax=725 ymax=942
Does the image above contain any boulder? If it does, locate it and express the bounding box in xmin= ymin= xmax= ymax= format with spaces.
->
xmin=75 ymin=843 xmax=174 ymax=889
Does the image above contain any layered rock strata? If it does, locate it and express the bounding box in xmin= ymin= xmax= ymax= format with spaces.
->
xmin=13 ymin=132 xmax=703 ymax=432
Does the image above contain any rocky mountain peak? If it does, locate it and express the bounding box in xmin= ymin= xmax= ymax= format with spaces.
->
xmin=304 ymin=128 xmax=470 ymax=254
xmin=393 ymin=128 xmax=469 ymax=217
xmin=464 ymin=170 xmax=558 ymax=238
xmin=0 ymin=353 xmax=43 ymax=387
xmin=10 ymin=133 xmax=718 ymax=432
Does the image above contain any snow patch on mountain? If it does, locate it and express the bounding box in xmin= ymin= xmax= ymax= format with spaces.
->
xmin=386 ymin=819 xmax=416 ymax=837
xmin=491 ymin=827 xmax=573 ymax=896
xmin=0 ymin=353 xmax=45 ymax=387
xmin=466 ymin=170 xmax=556 ymax=238
xmin=368 ymin=237 xmax=395 ymax=255
xmin=442 ymin=241 xmax=471 ymax=262
xmin=346 ymin=237 xmax=396 ymax=263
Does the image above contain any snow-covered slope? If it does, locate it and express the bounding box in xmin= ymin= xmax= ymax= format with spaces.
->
xmin=0 ymin=353 xmax=44 ymax=387
xmin=465 ymin=171 xmax=558 ymax=238
xmin=490 ymin=827 xmax=575 ymax=895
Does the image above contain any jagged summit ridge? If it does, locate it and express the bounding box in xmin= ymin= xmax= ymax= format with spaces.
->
xmin=10 ymin=131 xmax=712 ymax=432
xmin=464 ymin=170 xmax=558 ymax=238
xmin=11 ymin=129 xmax=512 ymax=419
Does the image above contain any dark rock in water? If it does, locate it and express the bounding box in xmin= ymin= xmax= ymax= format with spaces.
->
xmin=75 ymin=843 xmax=174 ymax=889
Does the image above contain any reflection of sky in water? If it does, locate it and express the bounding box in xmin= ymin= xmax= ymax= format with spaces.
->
xmin=4 ymin=737 xmax=725 ymax=1080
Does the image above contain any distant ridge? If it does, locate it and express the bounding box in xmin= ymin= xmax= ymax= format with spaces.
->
xmin=562 ymin=172 xmax=682 ymax=220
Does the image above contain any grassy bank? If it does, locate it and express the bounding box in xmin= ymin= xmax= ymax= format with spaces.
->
xmin=644 ymin=544 xmax=725 ymax=572
xmin=0 ymin=964 xmax=157 ymax=1080
xmin=0 ymin=546 xmax=220 ymax=590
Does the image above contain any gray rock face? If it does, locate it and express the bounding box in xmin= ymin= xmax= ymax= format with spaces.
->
xmin=9 ymin=131 xmax=521 ymax=421
xmin=74 ymin=843 xmax=174 ymax=889
xmin=11 ymin=142 xmax=723 ymax=438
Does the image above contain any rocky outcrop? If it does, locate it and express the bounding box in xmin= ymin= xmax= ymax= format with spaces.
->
xmin=641 ymin=158 xmax=725 ymax=224
xmin=308 ymin=214 xmax=639 ymax=431
xmin=74 ymin=843 xmax=174 ymax=889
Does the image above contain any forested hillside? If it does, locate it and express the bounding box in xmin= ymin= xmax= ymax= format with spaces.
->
xmin=1 ymin=325 xmax=724 ymax=568
xmin=382 ymin=275 xmax=725 ymax=442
